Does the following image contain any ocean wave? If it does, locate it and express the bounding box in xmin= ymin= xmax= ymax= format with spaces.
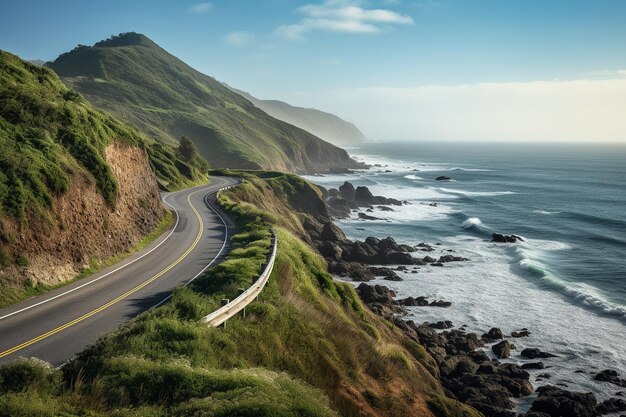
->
xmin=462 ymin=217 xmax=483 ymax=228
xmin=438 ymin=187 xmax=516 ymax=197
xmin=514 ymin=248 xmax=626 ymax=323
xmin=449 ymin=167 xmax=494 ymax=172
xmin=403 ymin=174 xmax=423 ymax=180
xmin=520 ymin=239 xmax=572 ymax=251
xmin=460 ymin=217 xmax=494 ymax=235
xmin=533 ymin=210 xmax=561 ymax=215
xmin=562 ymin=211 xmax=626 ymax=229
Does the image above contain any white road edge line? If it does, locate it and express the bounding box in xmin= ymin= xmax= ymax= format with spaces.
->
xmin=152 ymin=183 xmax=233 ymax=308
xmin=0 ymin=184 xmax=213 ymax=322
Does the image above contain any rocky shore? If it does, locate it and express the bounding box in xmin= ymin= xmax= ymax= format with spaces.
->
xmin=307 ymin=181 xmax=626 ymax=417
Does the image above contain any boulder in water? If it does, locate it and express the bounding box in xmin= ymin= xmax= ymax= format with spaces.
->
xmin=492 ymin=340 xmax=512 ymax=359
xmin=358 ymin=212 xmax=383 ymax=221
xmin=482 ymin=327 xmax=504 ymax=341
xmin=521 ymin=348 xmax=558 ymax=359
xmin=492 ymin=233 xmax=524 ymax=243
xmin=594 ymin=369 xmax=626 ymax=388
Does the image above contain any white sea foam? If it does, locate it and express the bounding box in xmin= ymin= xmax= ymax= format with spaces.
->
xmin=449 ymin=167 xmax=494 ymax=172
xmin=533 ymin=210 xmax=562 ymax=215
xmin=438 ymin=187 xmax=516 ymax=197
xmin=462 ymin=217 xmax=483 ymax=228
xmin=404 ymin=174 xmax=423 ymax=180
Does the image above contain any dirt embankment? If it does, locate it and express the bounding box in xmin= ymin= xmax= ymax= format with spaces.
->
xmin=0 ymin=142 xmax=165 ymax=288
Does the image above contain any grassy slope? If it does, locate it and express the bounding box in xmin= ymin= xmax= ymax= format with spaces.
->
xmin=47 ymin=32 xmax=362 ymax=173
xmin=0 ymin=171 xmax=481 ymax=417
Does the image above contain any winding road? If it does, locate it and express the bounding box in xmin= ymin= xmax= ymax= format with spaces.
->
xmin=0 ymin=176 xmax=237 ymax=366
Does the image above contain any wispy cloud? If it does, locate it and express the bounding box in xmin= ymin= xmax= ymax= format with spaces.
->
xmin=187 ymin=2 xmax=212 ymax=14
xmin=224 ymin=31 xmax=255 ymax=47
xmin=276 ymin=0 xmax=414 ymax=40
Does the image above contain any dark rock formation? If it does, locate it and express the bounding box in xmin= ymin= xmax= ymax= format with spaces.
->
xmin=358 ymin=212 xmax=383 ymax=220
xmin=368 ymin=266 xmax=402 ymax=281
xmin=491 ymin=233 xmax=524 ymax=243
xmin=529 ymin=385 xmax=597 ymax=417
xmin=438 ymin=254 xmax=469 ymax=263
xmin=521 ymin=362 xmax=545 ymax=370
xmin=397 ymin=296 xmax=451 ymax=308
xmin=331 ymin=181 xmax=402 ymax=208
xmin=355 ymin=283 xmax=405 ymax=317
xmin=595 ymin=369 xmax=626 ymax=388
xmin=339 ymin=181 xmax=356 ymax=201
xmin=428 ymin=320 xmax=454 ymax=329
xmin=321 ymin=221 xmax=347 ymax=242
xmin=521 ymin=348 xmax=558 ymax=359
xmin=511 ymin=329 xmax=531 ymax=338
xmin=416 ymin=243 xmax=435 ymax=252
xmin=596 ymin=397 xmax=626 ymax=415
xmin=326 ymin=197 xmax=356 ymax=218
xmin=482 ymin=328 xmax=504 ymax=341
xmin=317 ymin=241 xmax=343 ymax=260
xmin=436 ymin=176 xmax=451 ymax=181
xmin=492 ymin=340 xmax=512 ymax=359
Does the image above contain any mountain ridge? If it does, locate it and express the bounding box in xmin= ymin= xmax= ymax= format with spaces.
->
xmin=48 ymin=32 xmax=363 ymax=174
xmin=227 ymin=85 xmax=367 ymax=147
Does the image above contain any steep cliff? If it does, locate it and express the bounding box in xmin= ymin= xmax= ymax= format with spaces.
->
xmin=0 ymin=50 xmax=204 ymax=306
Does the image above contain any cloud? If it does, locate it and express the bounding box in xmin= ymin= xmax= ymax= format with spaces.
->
xmin=187 ymin=2 xmax=212 ymax=14
xmin=224 ymin=31 xmax=255 ymax=47
xmin=283 ymin=78 xmax=626 ymax=142
xmin=276 ymin=0 xmax=413 ymax=40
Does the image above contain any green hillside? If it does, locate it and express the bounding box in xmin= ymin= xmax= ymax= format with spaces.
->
xmin=48 ymin=33 xmax=363 ymax=173
xmin=0 ymin=49 xmax=203 ymax=221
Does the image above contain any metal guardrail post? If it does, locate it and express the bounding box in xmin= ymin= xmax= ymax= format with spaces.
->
xmin=237 ymin=288 xmax=246 ymax=318
xmin=220 ymin=298 xmax=229 ymax=327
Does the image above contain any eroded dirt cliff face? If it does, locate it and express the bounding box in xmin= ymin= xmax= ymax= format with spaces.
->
xmin=0 ymin=143 xmax=165 ymax=288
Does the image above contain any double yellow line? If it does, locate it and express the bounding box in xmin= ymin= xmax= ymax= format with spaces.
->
xmin=0 ymin=190 xmax=206 ymax=359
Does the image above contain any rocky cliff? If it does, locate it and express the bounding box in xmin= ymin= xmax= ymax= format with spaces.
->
xmin=0 ymin=143 xmax=165 ymax=297
xmin=0 ymin=50 xmax=199 ymax=306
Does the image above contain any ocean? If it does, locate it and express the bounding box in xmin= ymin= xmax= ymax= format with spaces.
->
xmin=305 ymin=141 xmax=626 ymax=405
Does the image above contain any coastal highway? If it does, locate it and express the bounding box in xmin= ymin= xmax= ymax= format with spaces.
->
xmin=0 ymin=176 xmax=237 ymax=366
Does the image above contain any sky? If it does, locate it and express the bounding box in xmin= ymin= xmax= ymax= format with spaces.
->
xmin=1 ymin=0 xmax=625 ymax=142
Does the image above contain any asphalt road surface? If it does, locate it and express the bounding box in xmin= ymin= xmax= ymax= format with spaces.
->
xmin=0 ymin=176 xmax=237 ymax=366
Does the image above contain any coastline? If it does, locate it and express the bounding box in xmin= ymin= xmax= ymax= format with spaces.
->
xmin=304 ymin=147 xmax=626 ymax=417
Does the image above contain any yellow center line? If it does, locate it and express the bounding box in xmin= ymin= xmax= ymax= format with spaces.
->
xmin=0 ymin=189 xmax=207 ymax=359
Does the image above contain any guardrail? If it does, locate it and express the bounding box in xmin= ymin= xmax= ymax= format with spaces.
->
xmin=202 ymin=230 xmax=277 ymax=327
